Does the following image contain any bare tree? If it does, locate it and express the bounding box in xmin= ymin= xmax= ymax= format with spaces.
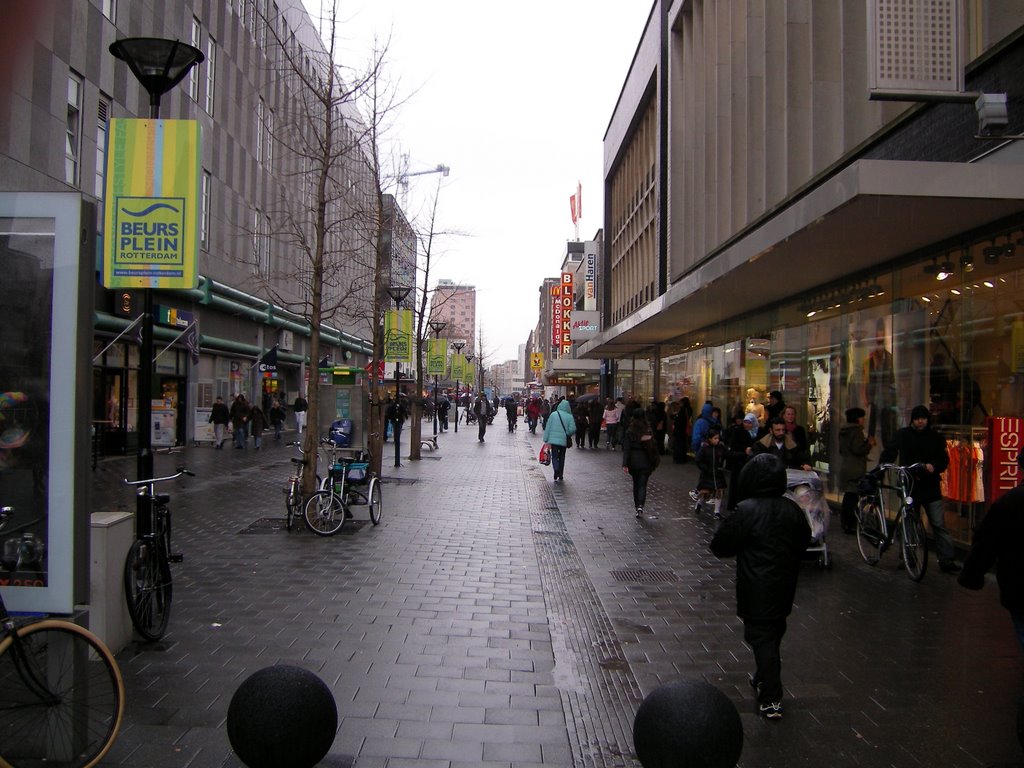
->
xmin=246 ymin=1 xmax=406 ymax=486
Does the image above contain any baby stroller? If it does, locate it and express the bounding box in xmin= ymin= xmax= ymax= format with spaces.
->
xmin=785 ymin=468 xmax=831 ymax=569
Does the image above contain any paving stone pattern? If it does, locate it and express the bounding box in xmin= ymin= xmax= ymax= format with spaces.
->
xmin=89 ymin=423 xmax=1024 ymax=768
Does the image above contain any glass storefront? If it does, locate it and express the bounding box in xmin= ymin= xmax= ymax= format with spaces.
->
xmin=645 ymin=230 xmax=1024 ymax=545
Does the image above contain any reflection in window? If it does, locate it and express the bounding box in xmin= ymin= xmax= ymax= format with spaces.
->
xmin=0 ymin=217 xmax=55 ymax=588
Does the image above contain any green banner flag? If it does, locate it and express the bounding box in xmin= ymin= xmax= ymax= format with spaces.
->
xmin=465 ymin=361 xmax=475 ymax=386
xmin=450 ymin=353 xmax=466 ymax=381
xmin=426 ymin=338 xmax=447 ymax=376
xmin=384 ymin=309 xmax=413 ymax=362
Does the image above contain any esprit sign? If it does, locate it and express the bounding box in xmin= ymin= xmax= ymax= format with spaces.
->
xmin=987 ymin=416 xmax=1023 ymax=502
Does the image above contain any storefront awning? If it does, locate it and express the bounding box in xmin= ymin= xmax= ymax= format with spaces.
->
xmin=581 ymin=159 xmax=1024 ymax=357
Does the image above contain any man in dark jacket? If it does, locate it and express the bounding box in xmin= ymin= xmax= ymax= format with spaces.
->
xmin=879 ymin=405 xmax=958 ymax=573
xmin=209 ymin=396 xmax=230 ymax=449
xmin=711 ymin=454 xmax=812 ymax=720
xmin=958 ymin=451 xmax=1024 ymax=651
xmin=752 ymin=417 xmax=811 ymax=470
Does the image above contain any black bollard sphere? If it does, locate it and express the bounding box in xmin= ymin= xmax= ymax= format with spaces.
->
xmin=227 ymin=665 xmax=338 ymax=768
xmin=633 ymin=680 xmax=743 ymax=768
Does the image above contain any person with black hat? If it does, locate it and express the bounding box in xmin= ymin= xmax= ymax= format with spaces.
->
xmin=766 ymin=391 xmax=785 ymax=423
xmin=838 ymin=407 xmax=874 ymax=533
xmin=879 ymin=405 xmax=959 ymax=573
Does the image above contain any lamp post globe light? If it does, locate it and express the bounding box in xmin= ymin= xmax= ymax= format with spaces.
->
xmin=386 ymin=285 xmax=413 ymax=468
xmin=108 ymin=37 xmax=203 ymax=531
xmin=428 ymin=320 xmax=447 ymax=436
xmin=450 ymin=340 xmax=465 ymax=433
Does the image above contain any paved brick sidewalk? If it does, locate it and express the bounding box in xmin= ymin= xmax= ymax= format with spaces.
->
xmin=89 ymin=420 xmax=1023 ymax=768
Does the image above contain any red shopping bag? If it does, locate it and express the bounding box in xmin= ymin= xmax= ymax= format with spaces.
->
xmin=538 ymin=443 xmax=551 ymax=465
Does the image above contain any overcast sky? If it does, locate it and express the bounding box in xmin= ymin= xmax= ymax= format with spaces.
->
xmin=300 ymin=1 xmax=654 ymax=366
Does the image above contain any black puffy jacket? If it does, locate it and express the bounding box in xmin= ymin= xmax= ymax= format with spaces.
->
xmin=710 ymin=454 xmax=812 ymax=620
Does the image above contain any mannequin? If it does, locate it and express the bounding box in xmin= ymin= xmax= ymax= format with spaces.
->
xmin=744 ymin=387 xmax=766 ymax=426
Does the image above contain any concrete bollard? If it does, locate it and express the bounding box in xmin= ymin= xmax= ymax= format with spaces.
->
xmin=633 ymin=680 xmax=743 ymax=768
xmin=226 ymin=665 xmax=337 ymax=768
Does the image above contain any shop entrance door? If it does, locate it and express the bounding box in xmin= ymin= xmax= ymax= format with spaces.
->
xmin=157 ymin=376 xmax=187 ymax=447
xmin=93 ymin=368 xmax=127 ymax=455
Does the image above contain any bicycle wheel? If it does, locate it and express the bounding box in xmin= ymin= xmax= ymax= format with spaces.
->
xmin=303 ymin=490 xmax=346 ymax=536
xmin=368 ymin=477 xmax=382 ymax=525
xmin=900 ymin=508 xmax=928 ymax=582
xmin=855 ymin=498 xmax=885 ymax=566
xmin=0 ymin=620 xmax=125 ymax=768
xmin=285 ymin=478 xmax=300 ymax=531
xmin=123 ymin=538 xmax=172 ymax=641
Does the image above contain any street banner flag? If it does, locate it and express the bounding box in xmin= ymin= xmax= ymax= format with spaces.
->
xmin=426 ymin=338 xmax=447 ymax=376
xmin=103 ymin=119 xmax=201 ymax=289
xmin=569 ymin=194 xmax=577 ymax=225
xmin=259 ymin=346 xmax=278 ymax=373
xmin=577 ymin=181 xmax=582 ymax=219
xmin=384 ymin=309 xmax=413 ymax=363
xmin=450 ymin=353 xmax=466 ymax=381
xmin=185 ymin=321 xmax=200 ymax=365
xmin=466 ymin=361 xmax=475 ymax=386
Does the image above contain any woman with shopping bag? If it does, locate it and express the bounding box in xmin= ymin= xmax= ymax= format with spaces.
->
xmin=542 ymin=397 xmax=577 ymax=482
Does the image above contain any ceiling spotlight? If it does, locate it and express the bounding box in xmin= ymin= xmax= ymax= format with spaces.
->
xmin=984 ymin=244 xmax=1001 ymax=265
xmin=935 ymin=261 xmax=954 ymax=280
xmin=1004 ymin=242 xmax=1017 ymax=258
xmin=960 ymin=252 xmax=974 ymax=272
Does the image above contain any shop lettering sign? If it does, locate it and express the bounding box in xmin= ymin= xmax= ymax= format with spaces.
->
xmin=987 ymin=416 xmax=1023 ymax=502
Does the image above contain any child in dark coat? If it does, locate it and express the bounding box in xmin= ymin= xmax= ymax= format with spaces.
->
xmin=695 ymin=426 xmax=728 ymax=518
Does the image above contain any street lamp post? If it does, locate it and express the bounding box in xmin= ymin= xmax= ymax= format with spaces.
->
xmin=465 ymin=354 xmax=476 ymax=424
xmin=428 ymin=320 xmax=447 ymax=436
xmin=386 ymin=285 xmax=412 ymax=468
xmin=109 ymin=38 xmax=203 ymax=533
xmin=450 ymin=341 xmax=465 ymax=433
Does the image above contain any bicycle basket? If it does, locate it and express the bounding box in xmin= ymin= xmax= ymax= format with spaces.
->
xmin=346 ymin=462 xmax=369 ymax=484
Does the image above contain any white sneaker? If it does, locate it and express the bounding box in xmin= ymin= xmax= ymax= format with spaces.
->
xmin=688 ymin=489 xmax=699 ymax=502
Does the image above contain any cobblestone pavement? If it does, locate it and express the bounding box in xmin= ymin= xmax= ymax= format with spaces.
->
xmin=88 ymin=419 xmax=1024 ymax=768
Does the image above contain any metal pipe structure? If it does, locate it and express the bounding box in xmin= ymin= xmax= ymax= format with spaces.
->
xmin=450 ymin=341 xmax=465 ymax=433
xmin=428 ymin=320 xmax=447 ymax=436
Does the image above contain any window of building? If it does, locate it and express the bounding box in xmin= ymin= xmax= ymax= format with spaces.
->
xmin=200 ymin=170 xmax=211 ymax=250
xmin=256 ymin=98 xmax=264 ymax=162
xmin=254 ymin=209 xmax=270 ymax=279
xmin=265 ymin=108 xmax=274 ymax=166
xmin=65 ymin=72 xmax=83 ymax=186
xmin=94 ymin=96 xmax=110 ymax=200
xmin=101 ymin=0 xmax=116 ymax=22
xmin=204 ymin=37 xmax=216 ymax=115
xmin=189 ymin=17 xmax=201 ymax=101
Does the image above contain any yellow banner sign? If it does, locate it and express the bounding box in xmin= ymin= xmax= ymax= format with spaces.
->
xmin=530 ymin=353 xmax=544 ymax=370
xmin=384 ymin=309 xmax=413 ymax=362
xmin=426 ymin=338 xmax=447 ymax=376
xmin=103 ymin=119 xmax=201 ymax=289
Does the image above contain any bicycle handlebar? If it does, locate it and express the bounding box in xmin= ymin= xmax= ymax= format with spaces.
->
xmin=124 ymin=467 xmax=195 ymax=487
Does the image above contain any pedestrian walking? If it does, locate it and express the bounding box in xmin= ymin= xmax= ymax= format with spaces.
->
xmin=690 ymin=401 xmax=717 ymax=456
xmin=438 ymin=396 xmax=451 ymax=431
xmin=723 ymin=409 xmax=756 ymax=511
xmin=958 ymin=451 xmax=1024 ymax=651
xmin=838 ymin=407 xmax=873 ymax=533
xmin=229 ymin=394 xmax=250 ymax=449
xmin=710 ymin=453 xmax=812 ymax=721
xmin=525 ymin=397 xmax=541 ymax=434
xmin=269 ymin=398 xmax=286 ymax=442
xmin=672 ymin=397 xmax=693 ymax=464
xmin=293 ymin=393 xmax=308 ymax=434
xmin=621 ymin=414 xmax=660 ymax=518
xmin=209 ymin=396 xmax=230 ymax=449
xmin=249 ymin=404 xmax=267 ymax=450
xmin=472 ymin=391 xmax=493 ymax=442
xmin=587 ymin=398 xmax=603 ymax=449
xmin=573 ymin=402 xmax=588 ymax=448
xmin=602 ymin=399 xmax=621 ymax=450
xmin=695 ymin=426 xmax=728 ymax=518
xmin=505 ymin=397 xmax=518 ymax=433
xmin=543 ymin=398 xmax=576 ymax=482
xmin=879 ymin=405 xmax=960 ymax=573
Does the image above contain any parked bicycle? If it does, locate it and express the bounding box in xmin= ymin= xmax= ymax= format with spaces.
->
xmin=303 ymin=440 xmax=381 ymax=536
xmin=855 ymin=463 xmax=928 ymax=581
xmin=0 ymin=506 xmax=125 ymax=767
xmin=283 ymin=441 xmax=321 ymax=532
xmin=123 ymin=467 xmax=193 ymax=641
